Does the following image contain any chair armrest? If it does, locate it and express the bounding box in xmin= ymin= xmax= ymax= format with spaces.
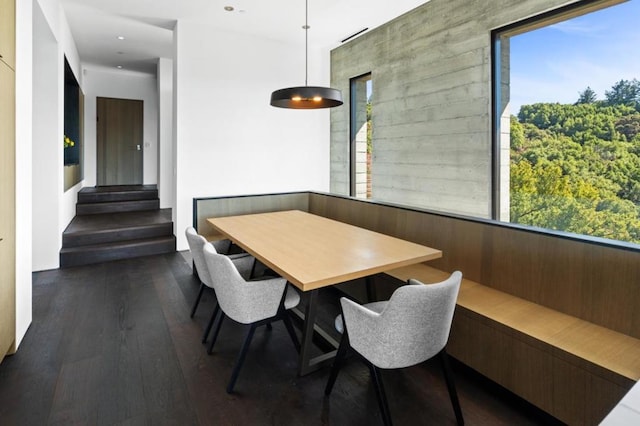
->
xmin=234 ymin=277 xmax=287 ymax=324
xmin=340 ymin=297 xmax=383 ymax=354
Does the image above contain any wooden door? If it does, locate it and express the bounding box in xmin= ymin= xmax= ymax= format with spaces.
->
xmin=97 ymin=97 xmax=143 ymax=185
xmin=0 ymin=59 xmax=16 ymax=363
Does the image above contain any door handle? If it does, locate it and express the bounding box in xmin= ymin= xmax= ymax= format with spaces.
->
xmin=136 ymin=144 xmax=141 ymax=151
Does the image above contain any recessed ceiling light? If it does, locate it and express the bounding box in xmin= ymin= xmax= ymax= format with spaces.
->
xmin=116 ymin=65 xmax=123 ymax=69
xmin=117 ymin=36 xmax=125 ymax=40
xmin=224 ymin=6 xmax=234 ymax=12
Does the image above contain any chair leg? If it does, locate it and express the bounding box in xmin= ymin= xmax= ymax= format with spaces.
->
xmin=369 ymin=363 xmax=393 ymax=426
xmin=281 ymin=311 xmax=300 ymax=353
xmin=266 ymin=323 xmax=273 ymax=331
xmin=202 ymin=303 xmax=219 ymax=343
xmin=324 ymin=332 xmax=350 ymax=396
xmin=227 ymin=324 xmax=257 ymax=394
xmin=190 ymin=283 xmax=205 ymax=318
xmin=439 ymin=349 xmax=464 ymax=426
xmin=207 ymin=310 xmax=225 ymax=355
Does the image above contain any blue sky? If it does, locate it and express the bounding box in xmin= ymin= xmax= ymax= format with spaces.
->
xmin=510 ymin=0 xmax=640 ymax=115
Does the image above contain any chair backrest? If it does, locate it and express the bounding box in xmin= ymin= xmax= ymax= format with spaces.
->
xmin=342 ymin=271 xmax=462 ymax=369
xmin=203 ymin=243 xmax=286 ymax=324
xmin=185 ymin=227 xmax=216 ymax=288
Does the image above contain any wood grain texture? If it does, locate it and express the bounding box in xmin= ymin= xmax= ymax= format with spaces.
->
xmin=387 ymin=262 xmax=640 ymax=381
xmin=550 ymin=356 xmax=627 ymax=425
xmin=0 ymin=56 xmax=15 ymax=361
xmin=450 ymin=309 xmax=628 ymax=425
xmin=196 ymin=191 xmax=640 ymax=424
xmin=97 ymin=97 xmax=143 ymax=186
xmin=195 ymin=192 xmax=309 ymax=240
xmin=588 ymin=373 xmax=628 ymax=426
xmin=448 ymin=311 xmax=555 ymax=415
xmin=387 ymin=261 xmax=640 ymax=424
xmin=0 ymin=0 xmax=15 ymax=69
xmin=309 ymin=193 xmax=640 ymax=339
xmin=207 ymin=210 xmax=441 ymax=291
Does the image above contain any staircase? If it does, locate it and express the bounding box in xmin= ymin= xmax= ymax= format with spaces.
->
xmin=60 ymin=185 xmax=176 ymax=268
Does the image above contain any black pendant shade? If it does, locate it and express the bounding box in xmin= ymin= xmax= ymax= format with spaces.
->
xmin=270 ymin=0 xmax=343 ymax=110
xmin=270 ymin=86 xmax=343 ymax=109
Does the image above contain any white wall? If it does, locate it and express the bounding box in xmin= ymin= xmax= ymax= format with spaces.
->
xmin=31 ymin=0 xmax=83 ymax=272
xmin=157 ymin=58 xmax=174 ymax=210
xmin=82 ymin=66 xmax=159 ymax=187
xmin=14 ymin=0 xmax=34 ymax=348
xmin=32 ymin=3 xmax=60 ymax=271
xmin=174 ymin=21 xmax=331 ymax=250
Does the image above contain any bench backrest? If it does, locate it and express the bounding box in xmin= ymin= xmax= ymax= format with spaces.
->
xmin=195 ymin=191 xmax=640 ymax=339
xmin=308 ymin=192 xmax=640 ymax=339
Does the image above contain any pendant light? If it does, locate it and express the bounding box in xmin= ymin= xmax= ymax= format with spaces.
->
xmin=270 ymin=0 xmax=343 ymax=109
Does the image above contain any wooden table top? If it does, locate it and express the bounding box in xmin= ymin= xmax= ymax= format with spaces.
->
xmin=207 ymin=210 xmax=442 ymax=291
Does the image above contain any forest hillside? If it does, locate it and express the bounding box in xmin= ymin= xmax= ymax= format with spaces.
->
xmin=510 ymin=79 xmax=640 ymax=244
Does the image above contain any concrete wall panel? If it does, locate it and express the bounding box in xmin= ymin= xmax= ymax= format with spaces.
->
xmin=330 ymin=0 xmax=577 ymax=218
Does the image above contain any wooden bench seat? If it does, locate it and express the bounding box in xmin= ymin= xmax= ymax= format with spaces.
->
xmin=385 ymin=263 xmax=640 ymax=423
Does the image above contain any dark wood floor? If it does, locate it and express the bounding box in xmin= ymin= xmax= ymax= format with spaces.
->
xmin=0 ymin=252 xmax=562 ymax=425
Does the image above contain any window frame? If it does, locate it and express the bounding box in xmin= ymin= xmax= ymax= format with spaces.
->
xmin=349 ymin=72 xmax=372 ymax=198
xmin=491 ymin=0 xmax=635 ymax=246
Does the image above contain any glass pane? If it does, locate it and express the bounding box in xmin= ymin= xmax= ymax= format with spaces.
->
xmin=496 ymin=0 xmax=640 ymax=245
xmin=351 ymin=74 xmax=372 ymax=198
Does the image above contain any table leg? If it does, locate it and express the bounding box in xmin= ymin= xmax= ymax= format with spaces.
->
xmin=299 ymin=290 xmax=318 ymax=375
xmin=295 ymin=289 xmax=339 ymax=376
xmin=366 ymin=275 xmax=377 ymax=302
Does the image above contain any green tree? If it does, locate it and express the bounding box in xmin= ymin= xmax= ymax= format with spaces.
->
xmin=615 ymin=114 xmax=640 ymax=141
xmin=576 ymin=86 xmax=597 ymax=104
xmin=605 ymin=79 xmax=640 ymax=107
xmin=510 ymin=95 xmax=640 ymax=244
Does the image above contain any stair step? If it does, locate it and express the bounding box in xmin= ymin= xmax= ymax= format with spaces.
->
xmin=76 ymin=199 xmax=160 ymax=215
xmin=77 ymin=185 xmax=158 ymax=204
xmin=60 ymin=236 xmax=177 ymax=268
xmin=63 ymin=221 xmax=173 ymax=248
xmin=63 ymin=209 xmax=173 ymax=247
xmin=62 ymin=185 xmax=176 ymax=268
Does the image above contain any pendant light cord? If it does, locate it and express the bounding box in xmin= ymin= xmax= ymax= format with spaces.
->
xmin=269 ymin=0 xmax=343 ymax=108
xmin=305 ymin=0 xmax=308 ymax=86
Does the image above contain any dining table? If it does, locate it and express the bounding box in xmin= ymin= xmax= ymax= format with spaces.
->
xmin=207 ymin=209 xmax=442 ymax=375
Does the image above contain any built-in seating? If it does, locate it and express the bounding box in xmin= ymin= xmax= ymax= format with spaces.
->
xmin=194 ymin=191 xmax=640 ymax=425
xmin=385 ymin=262 xmax=640 ymax=422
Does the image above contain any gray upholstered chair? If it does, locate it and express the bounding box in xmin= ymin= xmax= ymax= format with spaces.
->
xmin=325 ymin=271 xmax=464 ymax=426
xmin=203 ymin=243 xmax=301 ymax=393
xmin=185 ymin=227 xmax=254 ymax=342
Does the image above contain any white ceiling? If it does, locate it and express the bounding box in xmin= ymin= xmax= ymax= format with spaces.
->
xmin=59 ymin=0 xmax=430 ymax=75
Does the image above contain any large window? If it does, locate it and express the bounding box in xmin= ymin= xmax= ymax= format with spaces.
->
xmin=350 ymin=73 xmax=372 ymax=199
xmin=494 ymin=0 xmax=640 ymax=245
